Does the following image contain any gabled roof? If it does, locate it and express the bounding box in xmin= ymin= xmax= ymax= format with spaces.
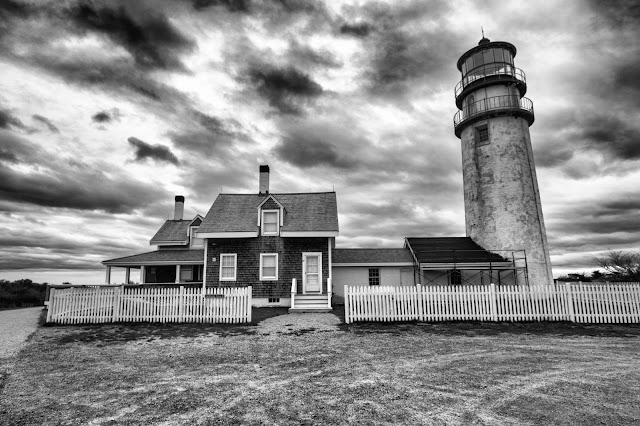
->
xmin=333 ymin=248 xmax=414 ymax=265
xmin=198 ymin=192 xmax=339 ymax=235
xmin=102 ymin=249 xmax=204 ymax=266
xmin=149 ymin=215 xmax=202 ymax=245
xmin=405 ymin=237 xmax=508 ymax=264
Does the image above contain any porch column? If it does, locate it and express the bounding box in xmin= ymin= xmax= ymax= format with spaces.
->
xmin=175 ymin=265 xmax=181 ymax=283
xmin=140 ymin=266 xmax=146 ymax=284
xmin=105 ymin=266 xmax=111 ymax=284
xmin=125 ymin=267 xmax=131 ymax=285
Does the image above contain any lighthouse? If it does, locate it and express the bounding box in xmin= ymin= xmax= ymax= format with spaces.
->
xmin=453 ymin=36 xmax=553 ymax=287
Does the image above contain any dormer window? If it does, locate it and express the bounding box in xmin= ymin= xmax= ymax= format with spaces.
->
xmin=190 ymin=226 xmax=204 ymax=248
xmin=261 ymin=210 xmax=279 ymax=236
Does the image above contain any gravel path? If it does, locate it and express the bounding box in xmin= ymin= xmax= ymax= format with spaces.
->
xmin=0 ymin=307 xmax=42 ymax=359
xmin=256 ymin=312 xmax=341 ymax=336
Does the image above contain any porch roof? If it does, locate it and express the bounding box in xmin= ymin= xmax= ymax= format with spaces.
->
xmin=102 ymin=249 xmax=204 ymax=266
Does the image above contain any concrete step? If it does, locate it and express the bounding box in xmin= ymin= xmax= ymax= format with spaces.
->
xmin=288 ymin=307 xmax=333 ymax=313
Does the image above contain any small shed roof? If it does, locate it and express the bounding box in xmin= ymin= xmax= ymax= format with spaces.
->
xmin=333 ymin=248 xmax=414 ymax=265
xmin=405 ymin=237 xmax=508 ymax=264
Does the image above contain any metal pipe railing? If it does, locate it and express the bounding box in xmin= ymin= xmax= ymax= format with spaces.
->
xmin=455 ymin=65 xmax=526 ymax=97
xmin=453 ymin=95 xmax=534 ymax=127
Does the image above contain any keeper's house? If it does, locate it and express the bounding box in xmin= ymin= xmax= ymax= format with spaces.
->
xmin=103 ymin=165 xmax=528 ymax=311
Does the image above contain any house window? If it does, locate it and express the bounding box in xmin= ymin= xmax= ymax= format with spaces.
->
xmin=268 ymin=297 xmax=280 ymax=304
xmin=369 ymin=268 xmax=380 ymax=286
xmin=261 ymin=210 xmax=279 ymax=235
xmin=220 ymin=254 xmax=237 ymax=281
xmin=180 ymin=266 xmax=193 ymax=282
xmin=190 ymin=226 xmax=204 ymax=248
xmin=449 ymin=270 xmax=462 ymax=285
xmin=260 ymin=253 xmax=278 ymax=281
xmin=475 ymin=124 xmax=489 ymax=145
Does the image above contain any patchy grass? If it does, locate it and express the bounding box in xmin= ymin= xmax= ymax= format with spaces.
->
xmin=1 ymin=311 xmax=640 ymax=425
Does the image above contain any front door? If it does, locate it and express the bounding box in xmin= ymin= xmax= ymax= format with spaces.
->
xmin=302 ymin=252 xmax=322 ymax=293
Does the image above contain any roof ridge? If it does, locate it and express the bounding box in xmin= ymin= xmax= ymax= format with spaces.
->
xmin=219 ymin=191 xmax=336 ymax=195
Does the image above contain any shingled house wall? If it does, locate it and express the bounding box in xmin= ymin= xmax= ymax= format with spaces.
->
xmin=205 ymin=237 xmax=329 ymax=298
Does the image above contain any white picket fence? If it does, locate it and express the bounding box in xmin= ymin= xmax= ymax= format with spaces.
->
xmin=344 ymin=282 xmax=640 ymax=324
xmin=46 ymin=285 xmax=252 ymax=324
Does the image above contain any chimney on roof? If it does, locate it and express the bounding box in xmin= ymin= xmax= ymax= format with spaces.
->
xmin=174 ymin=195 xmax=184 ymax=220
xmin=259 ymin=165 xmax=269 ymax=194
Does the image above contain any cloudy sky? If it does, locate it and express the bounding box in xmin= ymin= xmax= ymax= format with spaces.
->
xmin=1 ymin=0 xmax=639 ymax=284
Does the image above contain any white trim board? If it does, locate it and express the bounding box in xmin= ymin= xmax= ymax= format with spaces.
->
xmin=197 ymin=231 xmax=258 ymax=238
xmin=280 ymin=231 xmax=338 ymax=237
xmin=333 ymin=262 xmax=414 ymax=267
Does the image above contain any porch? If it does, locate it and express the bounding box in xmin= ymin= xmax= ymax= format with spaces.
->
xmin=289 ymin=277 xmax=333 ymax=313
xmin=102 ymin=249 xmax=205 ymax=285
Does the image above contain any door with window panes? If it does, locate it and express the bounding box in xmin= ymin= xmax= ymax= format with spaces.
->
xmin=302 ymin=252 xmax=322 ymax=293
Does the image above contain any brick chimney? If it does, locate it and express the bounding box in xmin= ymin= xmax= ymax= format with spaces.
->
xmin=259 ymin=165 xmax=269 ymax=194
xmin=174 ymin=195 xmax=184 ymax=220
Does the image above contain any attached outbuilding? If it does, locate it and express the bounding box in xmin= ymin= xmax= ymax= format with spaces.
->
xmin=331 ymin=248 xmax=416 ymax=304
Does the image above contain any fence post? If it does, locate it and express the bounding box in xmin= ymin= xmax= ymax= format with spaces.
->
xmin=291 ymin=278 xmax=296 ymax=309
xmin=345 ymin=285 xmax=350 ymax=324
xmin=46 ymin=288 xmax=55 ymax=323
xmin=178 ymin=286 xmax=185 ymax=323
xmin=247 ymin=286 xmax=252 ymax=323
xmin=416 ymin=284 xmax=423 ymax=321
xmin=490 ymin=283 xmax=498 ymax=321
xmin=564 ymin=282 xmax=575 ymax=322
xmin=111 ymin=285 xmax=122 ymax=322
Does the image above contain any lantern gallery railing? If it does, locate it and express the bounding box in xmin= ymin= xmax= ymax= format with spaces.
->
xmin=455 ymin=65 xmax=526 ymax=98
xmin=453 ymin=95 xmax=534 ymax=130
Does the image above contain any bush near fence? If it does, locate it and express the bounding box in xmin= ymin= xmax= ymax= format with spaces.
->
xmin=0 ymin=279 xmax=47 ymax=309
xmin=46 ymin=285 xmax=252 ymax=324
xmin=344 ymin=282 xmax=640 ymax=324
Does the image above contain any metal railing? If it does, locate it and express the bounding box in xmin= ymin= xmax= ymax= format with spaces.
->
xmin=455 ymin=65 xmax=526 ymax=98
xmin=453 ymin=95 xmax=534 ymax=128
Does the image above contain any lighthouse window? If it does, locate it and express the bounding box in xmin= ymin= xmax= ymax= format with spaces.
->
xmin=483 ymin=49 xmax=494 ymax=65
xmin=475 ymin=124 xmax=490 ymax=145
xmin=494 ymin=49 xmax=504 ymax=63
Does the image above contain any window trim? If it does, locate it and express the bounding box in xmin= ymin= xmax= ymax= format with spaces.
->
xmin=189 ymin=226 xmax=204 ymax=248
xmin=259 ymin=253 xmax=278 ymax=281
xmin=219 ymin=253 xmax=237 ymax=281
xmin=475 ymin=124 xmax=490 ymax=146
xmin=369 ymin=268 xmax=380 ymax=286
xmin=261 ymin=210 xmax=280 ymax=236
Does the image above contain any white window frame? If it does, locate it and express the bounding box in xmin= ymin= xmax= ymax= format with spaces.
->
xmin=219 ymin=253 xmax=237 ymax=281
xmin=259 ymin=253 xmax=278 ymax=281
xmin=261 ymin=210 xmax=279 ymax=236
xmin=190 ymin=226 xmax=204 ymax=248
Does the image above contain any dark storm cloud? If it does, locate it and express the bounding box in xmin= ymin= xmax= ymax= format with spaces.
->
xmin=191 ymin=0 xmax=250 ymax=12
xmin=0 ymin=107 xmax=25 ymax=130
xmin=31 ymin=114 xmax=59 ymax=133
xmin=286 ymin=40 xmax=342 ymax=69
xmin=275 ymin=136 xmax=354 ymax=169
xmin=66 ymin=2 xmax=196 ymax=71
xmin=581 ymin=115 xmax=640 ymax=161
xmin=349 ymin=1 xmax=460 ymax=99
xmin=0 ymin=131 xmax=168 ymax=213
xmin=588 ymin=0 xmax=640 ymax=28
xmin=128 ymin=137 xmax=179 ymax=165
xmin=246 ymin=64 xmax=323 ymax=115
xmin=339 ymin=22 xmax=372 ymax=37
xmin=92 ymin=111 xmax=112 ymax=123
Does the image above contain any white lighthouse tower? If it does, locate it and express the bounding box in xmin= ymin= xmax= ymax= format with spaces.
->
xmin=453 ymin=36 xmax=553 ymax=287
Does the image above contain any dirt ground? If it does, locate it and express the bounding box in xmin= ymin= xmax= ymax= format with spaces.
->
xmin=1 ymin=308 xmax=640 ymax=425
